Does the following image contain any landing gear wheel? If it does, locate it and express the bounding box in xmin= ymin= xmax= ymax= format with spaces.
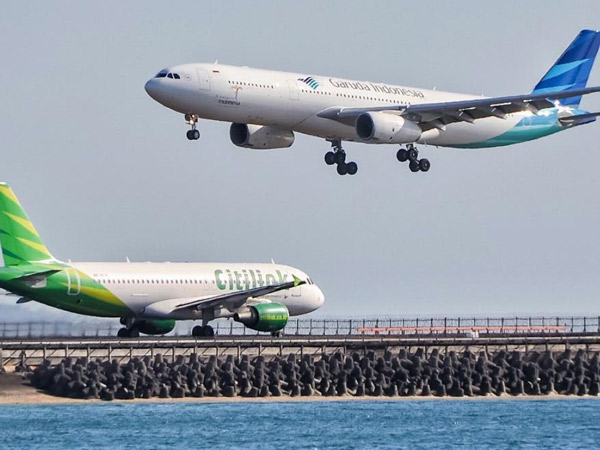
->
xmin=346 ymin=161 xmax=358 ymax=175
xmin=271 ymin=330 xmax=283 ymax=338
xmin=396 ymin=149 xmax=408 ymax=162
xmin=324 ymin=151 xmax=336 ymax=166
xmin=118 ymin=328 xmax=139 ymax=338
xmin=419 ymin=158 xmax=431 ymax=172
xmin=336 ymin=163 xmax=348 ymax=176
xmin=192 ymin=325 xmax=215 ymax=337
xmin=186 ymin=129 xmax=200 ymax=140
xmin=334 ymin=152 xmax=346 ymax=165
xmin=117 ymin=328 xmax=129 ymax=338
xmin=407 ymin=148 xmax=419 ymax=162
xmin=409 ymin=160 xmax=420 ymax=172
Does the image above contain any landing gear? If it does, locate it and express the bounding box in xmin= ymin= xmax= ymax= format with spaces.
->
xmin=396 ymin=144 xmax=430 ymax=173
xmin=186 ymin=129 xmax=200 ymax=140
xmin=325 ymin=140 xmax=358 ymax=176
xmin=270 ymin=330 xmax=283 ymax=338
xmin=117 ymin=317 xmax=140 ymax=338
xmin=185 ymin=113 xmax=200 ymax=140
xmin=192 ymin=325 xmax=215 ymax=338
xmin=117 ymin=327 xmax=140 ymax=338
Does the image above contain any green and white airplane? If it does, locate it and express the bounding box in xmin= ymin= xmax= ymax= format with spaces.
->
xmin=0 ymin=183 xmax=324 ymax=337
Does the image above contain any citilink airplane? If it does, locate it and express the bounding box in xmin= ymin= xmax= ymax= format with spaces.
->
xmin=145 ymin=30 xmax=600 ymax=176
xmin=0 ymin=184 xmax=324 ymax=337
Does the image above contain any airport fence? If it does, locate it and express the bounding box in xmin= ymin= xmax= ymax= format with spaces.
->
xmin=0 ymin=316 xmax=600 ymax=338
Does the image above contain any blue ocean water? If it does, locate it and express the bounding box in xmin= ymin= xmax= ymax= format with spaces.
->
xmin=0 ymin=399 xmax=599 ymax=449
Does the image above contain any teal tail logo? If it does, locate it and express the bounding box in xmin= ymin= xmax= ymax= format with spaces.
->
xmin=298 ymin=76 xmax=319 ymax=89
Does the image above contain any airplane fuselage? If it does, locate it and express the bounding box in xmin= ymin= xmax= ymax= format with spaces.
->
xmin=0 ymin=261 xmax=324 ymax=321
xmin=145 ymin=63 xmax=572 ymax=148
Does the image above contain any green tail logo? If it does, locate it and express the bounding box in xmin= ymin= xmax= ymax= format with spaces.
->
xmin=0 ymin=183 xmax=54 ymax=266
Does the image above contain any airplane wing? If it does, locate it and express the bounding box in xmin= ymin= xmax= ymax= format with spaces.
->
xmin=317 ymin=86 xmax=600 ymax=131
xmin=144 ymin=275 xmax=306 ymax=317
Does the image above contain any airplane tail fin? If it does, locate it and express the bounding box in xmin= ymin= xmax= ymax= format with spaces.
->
xmin=532 ymin=30 xmax=600 ymax=107
xmin=0 ymin=183 xmax=55 ymax=266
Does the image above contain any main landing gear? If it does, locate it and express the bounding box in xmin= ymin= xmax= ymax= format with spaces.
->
xmin=185 ymin=113 xmax=200 ymax=140
xmin=324 ymin=140 xmax=358 ymax=176
xmin=396 ymin=144 xmax=430 ymax=173
xmin=117 ymin=327 xmax=140 ymax=338
xmin=192 ymin=324 xmax=215 ymax=337
xmin=118 ymin=317 xmax=140 ymax=338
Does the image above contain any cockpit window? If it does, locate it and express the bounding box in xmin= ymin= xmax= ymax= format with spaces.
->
xmin=155 ymin=69 xmax=168 ymax=78
xmin=173 ymin=73 xmax=180 ymax=79
xmin=167 ymin=73 xmax=173 ymax=79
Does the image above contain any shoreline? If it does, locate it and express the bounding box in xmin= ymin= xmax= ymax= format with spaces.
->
xmin=2 ymin=373 xmax=599 ymax=406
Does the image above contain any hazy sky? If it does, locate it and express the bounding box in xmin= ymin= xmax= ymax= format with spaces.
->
xmin=1 ymin=1 xmax=600 ymax=322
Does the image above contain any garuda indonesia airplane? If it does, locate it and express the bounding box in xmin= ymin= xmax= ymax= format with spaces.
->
xmin=0 ymin=184 xmax=324 ymax=337
xmin=145 ymin=30 xmax=600 ymax=176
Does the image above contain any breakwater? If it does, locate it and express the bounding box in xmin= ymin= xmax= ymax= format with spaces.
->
xmin=28 ymin=346 xmax=600 ymax=400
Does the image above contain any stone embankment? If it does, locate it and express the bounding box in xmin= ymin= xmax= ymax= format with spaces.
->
xmin=28 ymin=348 xmax=600 ymax=400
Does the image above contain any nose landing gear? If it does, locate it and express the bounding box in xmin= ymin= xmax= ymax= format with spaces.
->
xmin=325 ymin=140 xmax=358 ymax=176
xmin=185 ymin=113 xmax=200 ymax=140
xmin=397 ymin=144 xmax=430 ymax=173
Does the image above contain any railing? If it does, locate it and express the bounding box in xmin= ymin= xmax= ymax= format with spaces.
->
xmin=0 ymin=316 xmax=599 ymax=338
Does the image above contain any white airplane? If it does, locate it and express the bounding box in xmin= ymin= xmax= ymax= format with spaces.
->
xmin=0 ymin=183 xmax=324 ymax=338
xmin=145 ymin=30 xmax=600 ymax=176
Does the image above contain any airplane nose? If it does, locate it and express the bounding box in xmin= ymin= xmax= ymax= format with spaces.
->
xmin=144 ymin=79 xmax=158 ymax=99
xmin=314 ymin=285 xmax=325 ymax=309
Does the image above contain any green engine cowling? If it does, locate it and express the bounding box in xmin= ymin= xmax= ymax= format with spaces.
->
xmin=135 ymin=319 xmax=176 ymax=335
xmin=233 ymin=303 xmax=289 ymax=332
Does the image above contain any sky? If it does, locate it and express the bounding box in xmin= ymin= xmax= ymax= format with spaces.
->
xmin=0 ymin=1 xmax=600 ymax=323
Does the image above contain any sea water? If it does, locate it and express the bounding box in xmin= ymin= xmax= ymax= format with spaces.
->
xmin=0 ymin=399 xmax=599 ymax=449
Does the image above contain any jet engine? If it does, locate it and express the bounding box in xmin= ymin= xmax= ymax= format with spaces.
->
xmin=355 ymin=112 xmax=422 ymax=144
xmin=230 ymin=123 xmax=295 ymax=149
xmin=233 ymin=303 xmax=289 ymax=332
xmin=135 ymin=319 xmax=176 ymax=335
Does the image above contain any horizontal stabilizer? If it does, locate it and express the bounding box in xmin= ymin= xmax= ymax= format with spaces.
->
xmin=14 ymin=269 xmax=61 ymax=281
xmin=558 ymin=111 xmax=600 ymax=126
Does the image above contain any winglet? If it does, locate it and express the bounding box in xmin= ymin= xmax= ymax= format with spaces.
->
xmin=292 ymin=274 xmax=302 ymax=287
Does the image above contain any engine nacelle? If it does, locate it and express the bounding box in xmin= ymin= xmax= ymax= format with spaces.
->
xmin=233 ymin=303 xmax=289 ymax=332
xmin=355 ymin=112 xmax=422 ymax=144
xmin=230 ymin=123 xmax=295 ymax=149
xmin=135 ymin=319 xmax=176 ymax=335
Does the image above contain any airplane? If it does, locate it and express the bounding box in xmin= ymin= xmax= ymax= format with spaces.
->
xmin=145 ymin=30 xmax=600 ymax=176
xmin=0 ymin=183 xmax=324 ymax=338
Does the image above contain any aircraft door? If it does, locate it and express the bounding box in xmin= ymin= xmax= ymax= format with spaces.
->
xmin=65 ymin=269 xmax=81 ymax=296
xmin=197 ymin=69 xmax=211 ymax=91
xmin=286 ymin=80 xmax=299 ymax=100
xmin=292 ymin=284 xmax=301 ymax=297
